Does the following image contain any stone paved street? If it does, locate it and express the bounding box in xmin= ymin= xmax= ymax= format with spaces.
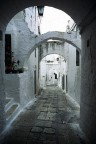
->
xmin=1 ymin=86 xmax=89 ymax=144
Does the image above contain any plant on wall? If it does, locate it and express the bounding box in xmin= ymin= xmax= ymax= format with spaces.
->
xmin=12 ymin=58 xmax=24 ymax=73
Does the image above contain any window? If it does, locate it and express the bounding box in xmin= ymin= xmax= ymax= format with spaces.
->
xmin=5 ymin=34 xmax=12 ymax=73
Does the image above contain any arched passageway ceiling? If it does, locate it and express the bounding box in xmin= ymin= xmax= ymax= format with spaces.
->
xmin=0 ymin=0 xmax=95 ymax=30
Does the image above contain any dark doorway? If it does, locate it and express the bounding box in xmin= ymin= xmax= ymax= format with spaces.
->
xmin=66 ymin=75 xmax=68 ymax=92
xmin=62 ymin=75 xmax=65 ymax=90
xmin=54 ymin=73 xmax=57 ymax=79
xmin=34 ymin=70 xmax=36 ymax=94
xmin=76 ymin=50 xmax=80 ymax=66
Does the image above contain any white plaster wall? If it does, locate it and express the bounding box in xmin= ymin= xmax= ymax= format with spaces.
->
xmin=4 ymin=74 xmax=20 ymax=103
xmin=35 ymin=48 xmax=40 ymax=94
xmin=67 ymin=44 xmax=81 ymax=103
xmin=39 ymin=60 xmax=47 ymax=88
xmin=67 ymin=45 xmax=76 ymax=98
xmin=58 ymin=60 xmax=66 ymax=88
xmin=4 ymin=72 xmax=35 ymax=107
xmin=5 ymin=10 xmax=38 ymax=68
xmin=19 ymin=71 xmax=35 ymax=107
xmin=4 ymin=8 xmax=40 ymax=108
xmin=25 ymin=7 xmax=39 ymax=35
xmin=28 ymin=48 xmax=40 ymax=95
xmin=75 ymin=66 xmax=81 ymax=103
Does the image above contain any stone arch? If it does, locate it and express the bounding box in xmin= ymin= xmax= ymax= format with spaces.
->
xmin=24 ymin=31 xmax=81 ymax=67
xmin=0 ymin=0 xmax=90 ymax=30
xmin=37 ymin=40 xmax=67 ymax=62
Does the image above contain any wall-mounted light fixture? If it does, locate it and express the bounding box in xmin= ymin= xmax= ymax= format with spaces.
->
xmin=37 ymin=6 xmax=44 ymax=16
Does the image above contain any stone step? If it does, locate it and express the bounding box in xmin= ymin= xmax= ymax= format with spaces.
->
xmin=6 ymin=103 xmax=20 ymax=124
xmin=5 ymin=98 xmax=14 ymax=112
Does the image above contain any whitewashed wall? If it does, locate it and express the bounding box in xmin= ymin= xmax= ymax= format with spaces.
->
xmin=39 ymin=60 xmax=47 ymax=88
xmin=4 ymin=72 xmax=36 ymax=107
xmin=4 ymin=74 xmax=20 ymax=102
xmin=4 ymin=8 xmax=40 ymax=108
xmin=27 ymin=48 xmax=40 ymax=95
xmin=25 ymin=7 xmax=39 ymax=35
xmin=66 ymin=43 xmax=81 ymax=103
xmin=19 ymin=71 xmax=35 ymax=107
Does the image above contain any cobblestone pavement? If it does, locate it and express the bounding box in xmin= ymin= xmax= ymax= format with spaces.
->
xmin=1 ymin=86 xmax=89 ymax=144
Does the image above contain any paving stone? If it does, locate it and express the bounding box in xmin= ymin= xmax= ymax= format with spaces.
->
xmin=44 ymin=128 xmax=55 ymax=134
xmin=40 ymin=107 xmax=48 ymax=112
xmin=31 ymin=126 xmax=43 ymax=133
xmin=44 ymin=121 xmax=52 ymax=128
xmin=40 ymin=133 xmax=56 ymax=141
xmin=46 ymin=112 xmax=56 ymax=121
xmin=58 ymin=136 xmax=66 ymax=144
xmin=59 ymin=107 xmax=66 ymax=111
xmin=35 ymin=120 xmax=45 ymax=127
xmin=28 ymin=132 xmax=40 ymax=140
xmin=37 ymin=112 xmax=47 ymax=120
xmin=48 ymin=107 xmax=57 ymax=113
xmin=27 ymin=139 xmax=43 ymax=144
xmin=43 ymin=140 xmax=57 ymax=144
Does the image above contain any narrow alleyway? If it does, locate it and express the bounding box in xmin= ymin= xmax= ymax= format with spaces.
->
xmin=1 ymin=86 xmax=88 ymax=144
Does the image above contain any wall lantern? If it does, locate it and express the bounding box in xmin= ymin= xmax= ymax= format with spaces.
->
xmin=37 ymin=6 xmax=44 ymax=16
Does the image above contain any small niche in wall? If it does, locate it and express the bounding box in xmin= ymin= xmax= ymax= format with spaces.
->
xmin=66 ymin=75 xmax=68 ymax=92
xmin=0 ymin=30 xmax=2 ymax=40
xmin=35 ymin=48 xmax=36 ymax=57
xmin=62 ymin=75 xmax=65 ymax=90
xmin=76 ymin=49 xmax=80 ymax=66
xmin=87 ymin=39 xmax=90 ymax=47
xmin=34 ymin=70 xmax=36 ymax=94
